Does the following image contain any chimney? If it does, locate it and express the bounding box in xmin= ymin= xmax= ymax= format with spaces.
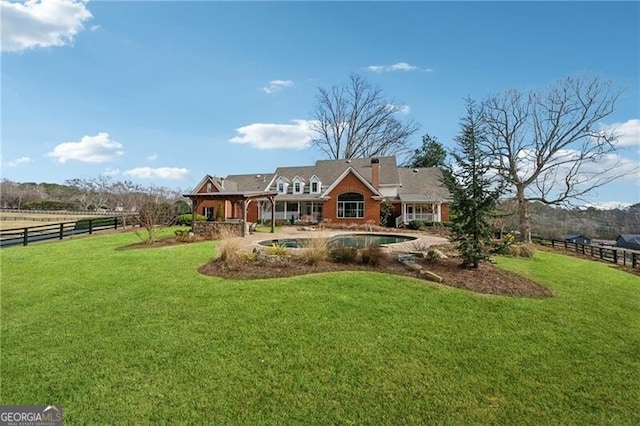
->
xmin=371 ymin=158 xmax=380 ymax=189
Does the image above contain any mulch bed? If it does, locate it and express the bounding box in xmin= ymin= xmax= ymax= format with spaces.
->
xmin=198 ymin=255 xmax=553 ymax=298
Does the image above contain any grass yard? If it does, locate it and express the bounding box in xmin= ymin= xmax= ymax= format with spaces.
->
xmin=1 ymin=231 xmax=639 ymax=424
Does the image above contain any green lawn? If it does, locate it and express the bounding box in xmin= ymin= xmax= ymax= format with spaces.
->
xmin=1 ymin=232 xmax=639 ymax=424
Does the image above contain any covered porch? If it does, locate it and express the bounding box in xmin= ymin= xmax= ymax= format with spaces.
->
xmin=260 ymin=200 xmax=324 ymax=224
xmin=395 ymin=195 xmax=444 ymax=227
xmin=183 ymin=191 xmax=279 ymax=237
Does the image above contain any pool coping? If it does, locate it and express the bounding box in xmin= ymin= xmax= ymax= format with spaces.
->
xmin=245 ymin=228 xmax=448 ymax=254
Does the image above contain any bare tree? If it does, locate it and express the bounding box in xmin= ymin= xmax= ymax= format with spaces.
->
xmin=310 ymin=74 xmax=419 ymax=159
xmin=480 ymin=75 xmax=631 ymax=242
xmin=134 ymin=186 xmax=180 ymax=244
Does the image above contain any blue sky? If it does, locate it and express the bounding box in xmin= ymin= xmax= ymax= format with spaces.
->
xmin=1 ymin=0 xmax=638 ymax=208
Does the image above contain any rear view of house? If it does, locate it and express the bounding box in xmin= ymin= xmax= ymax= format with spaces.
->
xmin=184 ymin=156 xmax=451 ymax=228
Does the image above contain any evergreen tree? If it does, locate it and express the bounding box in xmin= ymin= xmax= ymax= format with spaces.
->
xmin=404 ymin=133 xmax=447 ymax=168
xmin=443 ymin=100 xmax=504 ymax=268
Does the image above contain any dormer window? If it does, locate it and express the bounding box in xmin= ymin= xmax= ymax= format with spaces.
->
xmin=276 ymin=177 xmax=288 ymax=194
xmin=309 ymin=175 xmax=321 ymax=194
xmin=292 ymin=176 xmax=305 ymax=194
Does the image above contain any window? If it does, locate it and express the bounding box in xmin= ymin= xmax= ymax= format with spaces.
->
xmin=337 ymin=192 xmax=364 ymax=218
xmin=294 ymin=182 xmax=303 ymax=193
xmin=310 ymin=176 xmax=321 ymax=193
xmin=206 ymin=182 xmax=212 ymax=192
xmin=277 ymin=182 xmax=286 ymax=193
xmin=203 ymin=207 xmax=214 ymax=219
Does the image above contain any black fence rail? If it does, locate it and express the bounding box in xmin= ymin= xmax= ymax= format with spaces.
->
xmin=535 ymin=238 xmax=639 ymax=269
xmin=0 ymin=217 xmax=120 ymax=248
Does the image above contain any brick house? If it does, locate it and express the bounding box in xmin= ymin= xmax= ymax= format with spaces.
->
xmin=185 ymin=156 xmax=450 ymax=228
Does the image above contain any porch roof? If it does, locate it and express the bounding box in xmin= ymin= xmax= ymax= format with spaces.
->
xmin=183 ymin=191 xmax=279 ymax=202
xmin=399 ymin=194 xmax=446 ymax=203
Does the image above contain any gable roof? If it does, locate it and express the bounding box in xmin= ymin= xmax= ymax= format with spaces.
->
xmin=321 ymin=167 xmax=382 ymax=197
xmin=397 ymin=168 xmax=451 ymax=201
xmin=191 ymin=175 xmax=224 ymax=193
xmin=224 ymin=173 xmax=274 ymax=192
xmin=314 ymin=156 xmax=400 ymax=186
xmin=617 ymin=234 xmax=640 ymax=244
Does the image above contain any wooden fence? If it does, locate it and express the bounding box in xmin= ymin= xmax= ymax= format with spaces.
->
xmin=535 ymin=238 xmax=639 ymax=269
xmin=0 ymin=217 xmax=120 ymax=248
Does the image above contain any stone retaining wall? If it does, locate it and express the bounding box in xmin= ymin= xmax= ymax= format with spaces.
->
xmin=194 ymin=221 xmax=243 ymax=238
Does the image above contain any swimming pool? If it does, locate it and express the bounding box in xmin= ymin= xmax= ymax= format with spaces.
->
xmin=258 ymin=233 xmax=417 ymax=249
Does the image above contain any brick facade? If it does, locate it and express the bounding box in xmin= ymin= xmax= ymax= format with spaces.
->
xmin=324 ymin=170 xmax=380 ymax=224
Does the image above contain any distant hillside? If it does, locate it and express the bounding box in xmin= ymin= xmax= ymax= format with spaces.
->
xmin=495 ymin=201 xmax=640 ymax=240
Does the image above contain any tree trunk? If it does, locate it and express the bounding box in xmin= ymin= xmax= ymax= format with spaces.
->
xmin=516 ymin=186 xmax=532 ymax=243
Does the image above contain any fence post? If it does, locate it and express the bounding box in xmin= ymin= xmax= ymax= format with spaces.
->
xmin=599 ymin=247 xmax=603 ymax=259
xmin=22 ymin=227 xmax=28 ymax=246
xmin=633 ymin=253 xmax=637 ymax=269
xmin=114 ymin=216 xmax=118 ymax=231
xmin=59 ymin=223 xmax=64 ymax=240
xmin=551 ymin=240 xmax=555 ymax=248
xmin=612 ymin=249 xmax=618 ymax=264
xmin=89 ymin=219 xmax=93 ymax=235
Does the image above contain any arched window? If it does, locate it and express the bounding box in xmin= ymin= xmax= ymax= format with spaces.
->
xmin=337 ymin=192 xmax=364 ymax=218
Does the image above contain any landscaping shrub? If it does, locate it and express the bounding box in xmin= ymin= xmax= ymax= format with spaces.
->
xmin=174 ymin=229 xmax=193 ymax=242
xmin=330 ymin=247 xmax=358 ymax=264
xmin=494 ymin=232 xmax=517 ymax=255
xmin=217 ymin=227 xmax=242 ymax=265
xmin=264 ymin=243 xmax=288 ymax=257
xmin=300 ymin=237 xmax=329 ymax=266
xmin=408 ymin=220 xmax=430 ymax=230
xmin=508 ymin=244 xmax=535 ymax=258
xmin=359 ymin=244 xmax=386 ymax=266
xmin=176 ymin=214 xmax=206 ymax=226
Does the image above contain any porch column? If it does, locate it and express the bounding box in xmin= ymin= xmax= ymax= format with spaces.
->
xmin=191 ymin=199 xmax=200 ymax=233
xmin=436 ymin=203 xmax=441 ymax=222
xmin=269 ymin=195 xmax=276 ymax=233
xmin=242 ymin=199 xmax=249 ymax=237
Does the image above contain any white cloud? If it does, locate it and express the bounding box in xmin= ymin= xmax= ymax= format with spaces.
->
xmin=123 ymin=167 xmax=189 ymax=180
xmin=90 ymin=24 xmax=100 ymax=31
xmin=46 ymin=132 xmax=124 ymax=163
xmin=261 ymin=79 xmax=294 ymax=94
xmin=6 ymin=156 xmax=32 ymax=167
xmin=146 ymin=153 xmax=158 ymax=161
xmin=102 ymin=167 xmax=120 ymax=177
xmin=365 ymin=62 xmax=433 ymax=73
xmin=1 ymin=0 xmax=93 ymax=53
xmin=385 ymin=104 xmax=411 ymax=115
xmin=230 ymin=119 xmax=315 ymax=150
xmin=599 ymin=118 xmax=640 ymax=147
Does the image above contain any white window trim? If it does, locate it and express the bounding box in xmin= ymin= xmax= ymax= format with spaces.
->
xmin=337 ymin=193 xmax=365 ymax=219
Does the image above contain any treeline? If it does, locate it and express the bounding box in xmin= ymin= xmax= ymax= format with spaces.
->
xmin=0 ymin=177 xmax=190 ymax=214
xmin=494 ymin=200 xmax=640 ymax=241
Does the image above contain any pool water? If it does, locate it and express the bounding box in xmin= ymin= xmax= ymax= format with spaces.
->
xmin=258 ymin=233 xmax=417 ymax=249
